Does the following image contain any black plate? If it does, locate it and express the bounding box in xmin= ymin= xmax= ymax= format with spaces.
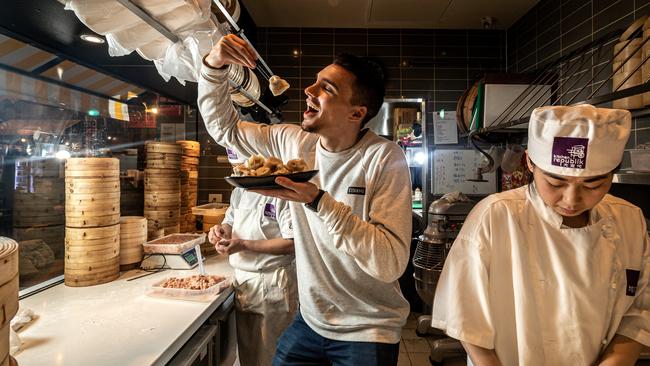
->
xmin=224 ymin=170 xmax=319 ymax=189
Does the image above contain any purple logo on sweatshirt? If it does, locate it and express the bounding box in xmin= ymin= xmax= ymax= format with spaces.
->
xmin=264 ymin=203 xmax=276 ymax=219
xmin=226 ymin=148 xmax=238 ymax=160
xmin=551 ymin=137 xmax=588 ymax=169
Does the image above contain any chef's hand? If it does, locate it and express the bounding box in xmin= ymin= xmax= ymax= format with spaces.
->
xmin=208 ymin=224 xmax=231 ymax=245
xmin=215 ymin=238 xmax=247 ymax=255
xmin=251 ymin=177 xmax=320 ymax=203
xmin=204 ymin=34 xmax=257 ymax=69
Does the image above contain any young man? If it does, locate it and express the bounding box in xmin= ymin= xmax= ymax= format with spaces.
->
xmin=208 ymin=147 xmax=297 ymax=366
xmin=432 ymin=105 xmax=650 ymax=365
xmin=198 ymin=34 xmax=412 ymax=365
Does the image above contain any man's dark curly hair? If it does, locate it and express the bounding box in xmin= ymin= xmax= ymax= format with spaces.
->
xmin=333 ymin=53 xmax=386 ymax=126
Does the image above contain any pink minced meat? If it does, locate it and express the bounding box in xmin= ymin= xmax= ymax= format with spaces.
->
xmin=160 ymin=275 xmax=224 ymax=290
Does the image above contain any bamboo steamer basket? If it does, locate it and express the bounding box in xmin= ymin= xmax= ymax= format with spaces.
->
xmin=64 ymin=252 xmax=119 ymax=287
xmin=145 ymin=176 xmax=180 ymax=186
xmin=65 ymin=246 xmax=119 ymax=263
xmin=120 ymin=216 xmax=147 ymax=232
xmin=66 ymin=192 xmax=120 ymax=201
xmin=65 ymin=214 xmax=121 ymax=228
xmin=145 ymin=191 xmax=181 ymax=201
xmin=65 ymin=224 xmax=120 ymax=241
xmin=66 ymin=178 xmax=120 ymax=187
xmin=146 ymin=152 xmax=182 ymax=161
xmin=145 ymin=209 xmax=180 ymax=218
xmin=146 ymin=142 xmax=182 ymax=155
xmin=65 ymin=197 xmax=120 ymax=209
xmin=65 ymin=262 xmax=119 ymax=282
xmin=145 ymin=204 xmax=181 ymax=213
xmin=0 ymin=238 xmax=19 ymax=285
xmin=65 ymin=170 xmax=119 ymax=179
xmin=146 ymin=160 xmax=181 ymax=170
xmin=145 ymin=168 xmax=179 ymax=177
xmin=148 ymin=228 xmax=165 ymax=240
xmin=66 ymin=157 xmax=119 ymax=170
xmin=0 ymin=276 xmax=19 ymax=331
xmin=119 ymin=217 xmax=146 ymax=266
xmin=66 ymin=235 xmax=119 ymax=249
xmin=181 ymin=156 xmax=199 ymax=166
xmin=0 ymin=239 xmax=19 ymax=362
xmin=177 ymin=140 xmax=200 ymax=157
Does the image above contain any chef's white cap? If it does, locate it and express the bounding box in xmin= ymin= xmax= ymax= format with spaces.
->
xmin=527 ymin=105 xmax=631 ymax=177
xmin=225 ymin=147 xmax=246 ymax=164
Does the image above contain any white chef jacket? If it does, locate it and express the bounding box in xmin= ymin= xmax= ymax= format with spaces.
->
xmin=432 ymin=183 xmax=650 ymax=366
xmin=223 ymin=188 xmax=298 ymax=366
xmin=223 ymin=188 xmax=294 ymax=272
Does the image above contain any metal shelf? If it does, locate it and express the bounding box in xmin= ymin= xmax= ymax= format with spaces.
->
xmin=613 ymin=171 xmax=650 ymax=185
xmin=463 ymin=27 xmax=650 ymax=138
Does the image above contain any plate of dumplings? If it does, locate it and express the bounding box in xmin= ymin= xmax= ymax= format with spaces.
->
xmin=225 ymin=155 xmax=318 ymax=189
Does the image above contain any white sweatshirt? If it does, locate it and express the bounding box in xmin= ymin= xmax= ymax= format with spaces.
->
xmin=198 ymin=64 xmax=412 ymax=343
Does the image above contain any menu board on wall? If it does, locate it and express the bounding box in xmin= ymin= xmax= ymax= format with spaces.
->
xmin=433 ymin=149 xmax=497 ymax=195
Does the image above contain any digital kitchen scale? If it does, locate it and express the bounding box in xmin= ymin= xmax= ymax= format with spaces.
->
xmin=140 ymin=246 xmax=203 ymax=270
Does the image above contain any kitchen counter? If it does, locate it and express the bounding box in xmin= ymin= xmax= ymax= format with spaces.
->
xmin=14 ymin=255 xmax=234 ymax=366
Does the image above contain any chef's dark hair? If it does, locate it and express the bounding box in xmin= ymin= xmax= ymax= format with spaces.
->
xmin=333 ymin=53 xmax=386 ymax=126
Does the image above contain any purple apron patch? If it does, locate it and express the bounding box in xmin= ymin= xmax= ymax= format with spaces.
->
xmin=264 ymin=203 xmax=276 ymax=219
xmin=551 ymin=137 xmax=588 ymax=169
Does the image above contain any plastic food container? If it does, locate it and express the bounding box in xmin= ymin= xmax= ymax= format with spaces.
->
xmin=143 ymin=233 xmax=206 ymax=254
xmin=630 ymin=149 xmax=650 ymax=171
xmin=147 ymin=275 xmax=231 ymax=302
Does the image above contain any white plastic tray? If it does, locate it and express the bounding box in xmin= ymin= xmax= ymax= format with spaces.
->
xmin=147 ymin=275 xmax=231 ymax=302
xmin=143 ymin=233 xmax=206 ymax=254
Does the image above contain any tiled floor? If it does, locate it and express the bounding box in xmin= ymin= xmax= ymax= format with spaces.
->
xmin=399 ymin=312 xmax=467 ymax=366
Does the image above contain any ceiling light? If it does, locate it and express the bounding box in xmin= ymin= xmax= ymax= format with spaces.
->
xmin=80 ymin=34 xmax=105 ymax=44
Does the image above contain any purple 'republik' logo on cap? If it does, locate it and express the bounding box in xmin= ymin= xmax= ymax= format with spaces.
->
xmin=226 ymin=148 xmax=238 ymax=160
xmin=551 ymin=137 xmax=589 ymax=169
xmin=264 ymin=203 xmax=276 ymax=219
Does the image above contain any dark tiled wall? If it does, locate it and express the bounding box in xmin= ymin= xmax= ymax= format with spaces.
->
xmin=507 ymin=0 xmax=650 ymax=163
xmin=253 ymin=27 xmax=506 ymax=132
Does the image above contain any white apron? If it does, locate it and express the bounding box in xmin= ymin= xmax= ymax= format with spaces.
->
xmin=231 ymin=204 xmax=298 ymax=366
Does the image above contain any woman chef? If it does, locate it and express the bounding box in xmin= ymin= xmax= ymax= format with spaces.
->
xmin=432 ymin=105 xmax=650 ymax=365
xmin=208 ymin=147 xmax=298 ymax=366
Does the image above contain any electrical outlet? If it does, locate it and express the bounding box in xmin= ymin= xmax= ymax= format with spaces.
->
xmin=209 ymin=194 xmax=223 ymax=203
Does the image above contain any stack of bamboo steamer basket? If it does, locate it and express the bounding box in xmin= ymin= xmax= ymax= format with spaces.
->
xmin=119 ymin=216 xmax=147 ymax=270
xmin=64 ymin=158 xmax=120 ymax=287
xmin=12 ymin=158 xmax=65 ymax=258
xmin=613 ymin=16 xmax=646 ymax=109
xmin=0 ymin=237 xmax=19 ymax=366
xmin=145 ymin=142 xmax=181 ymax=239
xmin=643 ymin=17 xmax=650 ymax=106
xmin=177 ymin=140 xmax=200 ymax=232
